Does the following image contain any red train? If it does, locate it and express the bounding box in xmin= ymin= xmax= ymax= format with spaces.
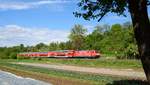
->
xmin=17 ymin=50 xmax=100 ymax=58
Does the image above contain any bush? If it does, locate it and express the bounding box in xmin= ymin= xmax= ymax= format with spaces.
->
xmin=124 ymin=44 xmax=139 ymax=59
xmin=116 ymin=54 xmax=125 ymax=59
xmin=17 ymin=56 xmax=31 ymax=60
xmin=9 ymin=53 xmax=17 ymax=59
xmin=116 ymin=44 xmax=139 ymax=59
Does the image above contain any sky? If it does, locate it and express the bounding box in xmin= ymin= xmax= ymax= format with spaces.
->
xmin=0 ymin=0 xmax=149 ymax=47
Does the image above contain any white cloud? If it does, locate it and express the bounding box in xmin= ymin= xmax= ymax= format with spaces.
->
xmin=0 ymin=0 xmax=71 ymax=10
xmin=83 ymin=25 xmax=94 ymax=34
xmin=0 ymin=25 xmax=69 ymax=47
xmin=84 ymin=25 xmax=94 ymax=29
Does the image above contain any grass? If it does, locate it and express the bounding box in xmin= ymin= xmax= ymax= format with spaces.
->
xmin=4 ymin=58 xmax=143 ymax=70
xmin=0 ymin=60 xmax=148 ymax=85
xmin=0 ymin=65 xmax=90 ymax=85
xmin=0 ymin=61 xmax=123 ymax=85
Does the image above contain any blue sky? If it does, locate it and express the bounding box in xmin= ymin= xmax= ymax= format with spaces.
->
xmin=0 ymin=0 xmax=149 ymax=47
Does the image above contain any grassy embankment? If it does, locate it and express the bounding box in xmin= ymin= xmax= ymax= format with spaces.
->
xmin=0 ymin=61 xmax=123 ymax=85
xmin=7 ymin=58 xmax=143 ymax=70
xmin=0 ymin=59 xmax=147 ymax=85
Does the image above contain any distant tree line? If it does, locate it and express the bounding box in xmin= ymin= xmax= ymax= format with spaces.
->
xmin=0 ymin=22 xmax=139 ymax=59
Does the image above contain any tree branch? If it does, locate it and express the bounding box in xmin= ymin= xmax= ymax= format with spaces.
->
xmin=147 ymin=1 xmax=150 ymax=5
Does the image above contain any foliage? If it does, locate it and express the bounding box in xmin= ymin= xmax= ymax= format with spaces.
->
xmin=73 ymin=0 xmax=127 ymax=22
xmin=0 ymin=23 xmax=138 ymax=59
xmin=74 ymin=0 xmax=150 ymax=82
xmin=69 ymin=24 xmax=87 ymax=50
xmin=123 ymin=44 xmax=139 ymax=59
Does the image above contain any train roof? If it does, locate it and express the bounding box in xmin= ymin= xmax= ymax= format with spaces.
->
xmin=19 ymin=52 xmax=48 ymax=54
xmin=18 ymin=50 xmax=98 ymax=54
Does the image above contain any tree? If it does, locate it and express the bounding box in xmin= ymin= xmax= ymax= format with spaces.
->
xmin=84 ymin=25 xmax=104 ymax=50
xmin=19 ymin=44 xmax=26 ymax=52
xmin=65 ymin=41 xmax=73 ymax=50
xmin=69 ymin=24 xmax=87 ymax=50
xmin=99 ymin=24 xmax=126 ymax=55
xmin=49 ymin=42 xmax=59 ymax=51
xmin=58 ymin=42 xmax=66 ymax=50
xmin=74 ymin=0 xmax=150 ymax=83
xmin=35 ymin=43 xmax=47 ymax=51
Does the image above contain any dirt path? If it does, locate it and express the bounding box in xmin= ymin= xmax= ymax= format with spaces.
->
xmin=16 ymin=62 xmax=146 ymax=80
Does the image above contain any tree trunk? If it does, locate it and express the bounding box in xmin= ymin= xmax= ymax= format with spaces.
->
xmin=128 ymin=0 xmax=150 ymax=83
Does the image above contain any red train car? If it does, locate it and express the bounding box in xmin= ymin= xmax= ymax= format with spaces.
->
xmin=17 ymin=50 xmax=100 ymax=58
